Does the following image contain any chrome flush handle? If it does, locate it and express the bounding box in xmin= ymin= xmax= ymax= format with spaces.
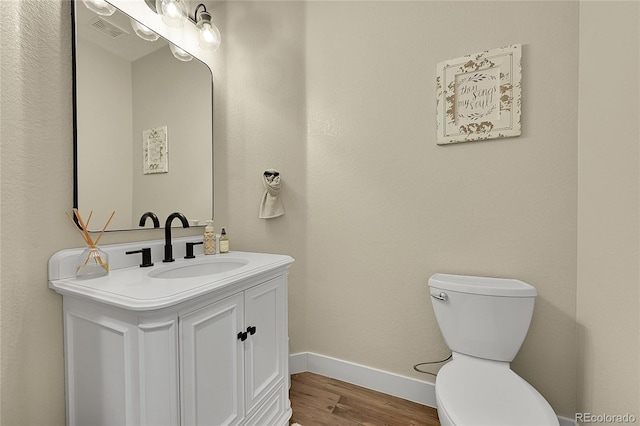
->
xmin=431 ymin=292 xmax=448 ymax=301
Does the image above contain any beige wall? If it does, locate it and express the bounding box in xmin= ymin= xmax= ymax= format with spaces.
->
xmin=220 ymin=0 xmax=579 ymax=417
xmin=1 ymin=0 xmax=638 ymax=424
xmin=213 ymin=0 xmax=310 ymax=364
xmin=577 ymin=1 xmax=640 ymax=420
xmin=2 ymin=1 xmax=73 ymax=423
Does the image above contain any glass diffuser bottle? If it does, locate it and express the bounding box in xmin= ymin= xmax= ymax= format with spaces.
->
xmin=76 ymin=246 xmax=109 ymax=279
xmin=67 ymin=209 xmax=115 ymax=280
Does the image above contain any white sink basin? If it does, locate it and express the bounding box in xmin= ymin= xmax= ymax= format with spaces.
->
xmin=149 ymin=257 xmax=249 ymax=279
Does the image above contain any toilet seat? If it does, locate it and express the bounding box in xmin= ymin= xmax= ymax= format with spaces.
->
xmin=436 ymin=356 xmax=559 ymax=426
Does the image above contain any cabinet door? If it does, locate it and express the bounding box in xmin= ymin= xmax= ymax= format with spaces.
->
xmin=244 ymin=276 xmax=286 ymax=415
xmin=65 ymin=310 xmax=139 ymax=426
xmin=180 ymin=293 xmax=244 ymax=426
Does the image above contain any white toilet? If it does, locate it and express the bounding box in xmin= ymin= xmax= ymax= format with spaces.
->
xmin=428 ymin=273 xmax=559 ymax=426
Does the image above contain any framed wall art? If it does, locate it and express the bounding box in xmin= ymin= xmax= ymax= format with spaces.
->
xmin=143 ymin=126 xmax=168 ymax=174
xmin=436 ymin=44 xmax=522 ymax=145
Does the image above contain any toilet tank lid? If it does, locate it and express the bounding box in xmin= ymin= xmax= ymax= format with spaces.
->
xmin=428 ymin=273 xmax=537 ymax=297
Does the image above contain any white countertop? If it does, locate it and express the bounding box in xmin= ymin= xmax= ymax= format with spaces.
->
xmin=49 ymin=239 xmax=293 ymax=311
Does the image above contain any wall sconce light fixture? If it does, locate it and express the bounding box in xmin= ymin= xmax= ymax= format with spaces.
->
xmin=155 ymin=0 xmax=188 ymax=27
xmin=82 ymin=0 xmax=115 ymax=16
xmin=142 ymin=1 xmax=222 ymax=61
xmin=169 ymin=43 xmax=193 ymax=61
xmin=194 ymin=4 xmax=221 ymax=52
xmin=130 ymin=19 xmax=160 ymax=42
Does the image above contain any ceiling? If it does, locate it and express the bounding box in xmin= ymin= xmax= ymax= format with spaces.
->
xmin=75 ymin=2 xmax=168 ymax=63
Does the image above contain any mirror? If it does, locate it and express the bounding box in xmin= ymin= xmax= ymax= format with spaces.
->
xmin=72 ymin=0 xmax=214 ymax=231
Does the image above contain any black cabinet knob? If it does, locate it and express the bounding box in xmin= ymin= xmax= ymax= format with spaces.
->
xmin=237 ymin=331 xmax=248 ymax=341
xmin=247 ymin=326 xmax=257 ymax=335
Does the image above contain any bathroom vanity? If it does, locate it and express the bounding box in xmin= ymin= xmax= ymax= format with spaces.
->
xmin=49 ymin=238 xmax=294 ymax=426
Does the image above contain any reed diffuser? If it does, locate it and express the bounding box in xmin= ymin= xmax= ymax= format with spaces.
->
xmin=66 ymin=209 xmax=115 ymax=279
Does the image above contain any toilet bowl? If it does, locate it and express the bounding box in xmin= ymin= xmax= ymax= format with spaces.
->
xmin=428 ymin=274 xmax=558 ymax=426
xmin=435 ymin=354 xmax=558 ymax=426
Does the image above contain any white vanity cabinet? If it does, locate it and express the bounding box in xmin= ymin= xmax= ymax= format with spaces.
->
xmin=180 ymin=276 xmax=287 ymax=425
xmin=49 ymin=243 xmax=293 ymax=426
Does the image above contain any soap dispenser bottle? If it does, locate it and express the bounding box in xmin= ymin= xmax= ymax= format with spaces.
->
xmin=204 ymin=220 xmax=216 ymax=255
xmin=219 ymin=228 xmax=229 ymax=254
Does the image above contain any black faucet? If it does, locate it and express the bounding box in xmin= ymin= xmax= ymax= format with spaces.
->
xmin=163 ymin=212 xmax=190 ymax=262
xmin=139 ymin=211 xmax=160 ymax=228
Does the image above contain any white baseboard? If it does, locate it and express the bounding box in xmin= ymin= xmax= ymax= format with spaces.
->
xmin=289 ymin=352 xmax=437 ymax=407
xmin=289 ymin=352 xmax=577 ymax=426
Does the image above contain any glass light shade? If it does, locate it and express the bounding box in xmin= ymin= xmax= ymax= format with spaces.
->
xmin=82 ymin=0 xmax=116 ymax=16
xmin=195 ymin=11 xmax=221 ymax=52
xmin=155 ymin=0 xmax=188 ymax=28
xmin=170 ymin=44 xmax=193 ymax=62
xmin=130 ymin=19 xmax=159 ymax=42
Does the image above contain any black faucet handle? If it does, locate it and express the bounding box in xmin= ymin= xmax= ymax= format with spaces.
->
xmin=126 ymin=248 xmax=154 ymax=267
xmin=185 ymin=241 xmax=204 ymax=259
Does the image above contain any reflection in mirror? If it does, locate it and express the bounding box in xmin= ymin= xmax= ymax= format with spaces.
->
xmin=73 ymin=0 xmax=213 ymax=231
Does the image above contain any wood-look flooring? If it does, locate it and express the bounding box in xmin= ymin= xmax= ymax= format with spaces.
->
xmin=289 ymin=372 xmax=440 ymax=426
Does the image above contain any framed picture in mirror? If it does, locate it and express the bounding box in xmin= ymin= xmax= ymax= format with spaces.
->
xmin=143 ymin=126 xmax=168 ymax=174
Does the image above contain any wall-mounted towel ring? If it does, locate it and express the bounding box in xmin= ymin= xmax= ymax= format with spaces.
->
xmin=259 ymin=169 xmax=284 ymax=219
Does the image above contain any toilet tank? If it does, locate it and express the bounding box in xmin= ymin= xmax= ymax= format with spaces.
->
xmin=428 ymin=274 xmax=537 ymax=362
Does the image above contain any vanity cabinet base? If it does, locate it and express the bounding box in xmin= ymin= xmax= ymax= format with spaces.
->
xmin=60 ymin=273 xmax=291 ymax=426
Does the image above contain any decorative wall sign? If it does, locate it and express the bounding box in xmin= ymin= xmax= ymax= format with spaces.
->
xmin=436 ymin=44 xmax=522 ymax=145
xmin=143 ymin=126 xmax=168 ymax=174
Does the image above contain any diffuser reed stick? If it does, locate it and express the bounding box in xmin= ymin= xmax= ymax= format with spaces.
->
xmin=66 ymin=209 xmax=115 ymax=275
xmin=93 ymin=210 xmax=116 ymax=247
